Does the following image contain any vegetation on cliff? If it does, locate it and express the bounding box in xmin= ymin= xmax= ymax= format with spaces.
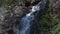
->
xmin=38 ymin=0 xmax=60 ymax=34
xmin=0 ymin=0 xmax=60 ymax=34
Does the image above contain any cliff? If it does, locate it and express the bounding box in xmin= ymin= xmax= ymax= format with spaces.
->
xmin=0 ymin=0 xmax=60 ymax=34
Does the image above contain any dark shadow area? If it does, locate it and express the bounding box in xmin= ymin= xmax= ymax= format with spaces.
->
xmin=7 ymin=29 xmax=14 ymax=34
xmin=30 ymin=0 xmax=49 ymax=34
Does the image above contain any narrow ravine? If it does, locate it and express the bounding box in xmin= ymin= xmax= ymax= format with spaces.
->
xmin=16 ymin=0 xmax=47 ymax=34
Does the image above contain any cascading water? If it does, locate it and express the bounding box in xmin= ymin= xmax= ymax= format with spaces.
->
xmin=16 ymin=0 xmax=47 ymax=34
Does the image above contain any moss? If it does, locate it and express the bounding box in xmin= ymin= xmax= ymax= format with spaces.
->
xmin=4 ymin=0 xmax=12 ymax=6
xmin=2 ymin=0 xmax=16 ymax=9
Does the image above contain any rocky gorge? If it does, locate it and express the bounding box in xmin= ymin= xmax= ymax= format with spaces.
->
xmin=0 ymin=0 xmax=60 ymax=34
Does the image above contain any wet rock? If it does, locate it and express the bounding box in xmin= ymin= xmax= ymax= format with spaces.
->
xmin=0 ymin=0 xmax=43 ymax=34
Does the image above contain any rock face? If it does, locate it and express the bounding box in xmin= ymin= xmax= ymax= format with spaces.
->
xmin=13 ymin=6 xmax=29 ymax=17
xmin=0 ymin=0 xmax=46 ymax=34
xmin=0 ymin=8 xmax=11 ymax=34
xmin=49 ymin=0 xmax=60 ymax=14
xmin=0 ymin=6 xmax=30 ymax=34
xmin=0 ymin=6 xmax=29 ymax=34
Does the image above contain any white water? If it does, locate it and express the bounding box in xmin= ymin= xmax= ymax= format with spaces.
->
xmin=16 ymin=0 xmax=46 ymax=34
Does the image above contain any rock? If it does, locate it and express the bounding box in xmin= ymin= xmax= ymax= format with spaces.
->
xmin=49 ymin=0 xmax=60 ymax=14
xmin=0 ymin=0 xmax=42 ymax=34
xmin=0 ymin=6 xmax=29 ymax=34
xmin=0 ymin=7 xmax=9 ymax=34
xmin=13 ymin=6 xmax=29 ymax=18
xmin=0 ymin=7 xmax=8 ymax=24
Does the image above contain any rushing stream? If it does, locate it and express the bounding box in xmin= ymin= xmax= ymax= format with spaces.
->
xmin=16 ymin=0 xmax=46 ymax=34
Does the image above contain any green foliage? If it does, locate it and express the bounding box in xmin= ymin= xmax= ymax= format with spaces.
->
xmin=38 ymin=4 xmax=52 ymax=27
xmin=38 ymin=0 xmax=60 ymax=34
xmin=4 ymin=0 xmax=15 ymax=9
xmin=4 ymin=0 xmax=12 ymax=6
xmin=4 ymin=0 xmax=12 ymax=4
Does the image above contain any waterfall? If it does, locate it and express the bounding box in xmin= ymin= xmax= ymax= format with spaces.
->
xmin=16 ymin=0 xmax=46 ymax=34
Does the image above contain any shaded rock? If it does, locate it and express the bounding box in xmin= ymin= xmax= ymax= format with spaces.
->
xmin=0 ymin=7 xmax=9 ymax=24
xmin=49 ymin=0 xmax=60 ymax=14
xmin=0 ymin=6 xmax=29 ymax=34
xmin=0 ymin=7 xmax=11 ymax=34
xmin=13 ymin=6 xmax=29 ymax=18
xmin=0 ymin=0 xmax=45 ymax=34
